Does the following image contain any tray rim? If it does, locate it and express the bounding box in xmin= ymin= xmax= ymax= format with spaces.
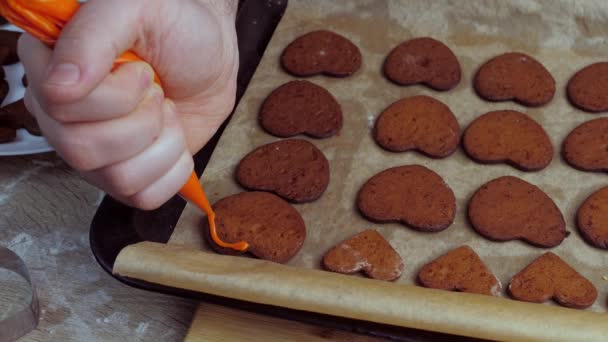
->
xmin=89 ymin=1 xmax=479 ymax=341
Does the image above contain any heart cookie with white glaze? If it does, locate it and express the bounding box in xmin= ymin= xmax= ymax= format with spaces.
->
xmin=322 ymin=229 xmax=403 ymax=281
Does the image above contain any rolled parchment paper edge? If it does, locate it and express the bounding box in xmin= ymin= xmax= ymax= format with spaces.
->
xmin=114 ymin=242 xmax=608 ymax=342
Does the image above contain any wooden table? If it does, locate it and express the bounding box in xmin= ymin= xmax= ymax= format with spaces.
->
xmin=0 ymin=152 xmax=385 ymax=341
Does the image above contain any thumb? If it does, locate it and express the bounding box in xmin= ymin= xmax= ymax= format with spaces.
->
xmin=42 ymin=0 xmax=145 ymax=104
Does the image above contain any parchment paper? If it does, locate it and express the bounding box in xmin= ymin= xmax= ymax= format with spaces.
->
xmin=115 ymin=0 xmax=608 ymax=340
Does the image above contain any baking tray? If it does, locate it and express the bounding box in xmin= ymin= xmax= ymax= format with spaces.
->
xmin=89 ymin=1 xmax=472 ymax=340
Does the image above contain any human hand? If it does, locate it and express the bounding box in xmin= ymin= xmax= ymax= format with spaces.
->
xmin=19 ymin=0 xmax=239 ymax=209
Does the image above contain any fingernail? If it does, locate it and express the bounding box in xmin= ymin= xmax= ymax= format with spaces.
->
xmin=162 ymin=100 xmax=177 ymax=117
xmin=46 ymin=63 xmax=81 ymax=86
xmin=140 ymin=64 xmax=154 ymax=89
xmin=148 ymin=84 xmax=164 ymax=105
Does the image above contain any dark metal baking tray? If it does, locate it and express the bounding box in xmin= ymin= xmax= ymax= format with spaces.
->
xmin=89 ymin=1 xmax=481 ymax=340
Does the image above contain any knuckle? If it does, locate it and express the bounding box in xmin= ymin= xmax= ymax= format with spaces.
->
xmin=58 ymin=24 xmax=121 ymax=63
xmin=57 ymin=24 xmax=103 ymax=50
xmin=44 ymin=103 xmax=72 ymax=122
xmin=63 ymin=152 xmax=96 ymax=172
xmin=101 ymin=167 xmax=137 ymax=198
xmin=56 ymin=130 xmax=98 ymax=172
xmin=140 ymin=102 xmax=163 ymax=139
xmin=129 ymin=193 xmax=164 ymax=211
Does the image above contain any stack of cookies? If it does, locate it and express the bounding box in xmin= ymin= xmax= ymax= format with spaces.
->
xmin=0 ymin=29 xmax=41 ymax=143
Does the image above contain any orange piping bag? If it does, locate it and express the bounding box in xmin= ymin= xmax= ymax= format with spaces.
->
xmin=0 ymin=0 xmax=249 ymax=251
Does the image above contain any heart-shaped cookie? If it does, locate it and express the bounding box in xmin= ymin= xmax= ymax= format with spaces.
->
xmin=281 ymin=30 xmax=361 ymax=77
xmin=373 ymin=95 xmax=460 ymax=158
xmin=384 ymin=37 xmax=461 ymax=91
xmin=259 ymin=80 xmax=342 ymax=138
xmin=468 ymin=176 xmax=567 ymax=248
xmin=567 ymin=62 xmax=608 ymax=113
xmin=205 ymin=191 xmax=306 ymax=264
xmin=0 ymin=30 xmax=21 ymax=65
xmin=0 ymin=78 xmax=8 ymax=104
xmin=418 ymin=245 xmax=501 ymax=296
xmin=236 ymin=139 xmax=330 ymax=203
xmin=357 ymin=165 xmax=456 ymax=232
xmin=577 ymin=186 xmax=608 ymax=249
xmin=322 ymin=229 xmax=403 ymax=281
xmin=474 ymin=52 xmax=555 ymax=107
xmin=562 ymin=118 xmax=608 ymax=172
xmin=0 ymin=127 xmax=15 ymax=142
xmin=463 ymin=110 xmax=553 ymax=171
xmin=509 ymin=252 xmax=597 ymax=309
xmin=0 ymin=100 xmax=41 ymax=136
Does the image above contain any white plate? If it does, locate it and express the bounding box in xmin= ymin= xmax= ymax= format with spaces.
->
xmin=0 ymin=24 xmax=54 ymax=156
xmin=0 ymin=129 xmax=53 ymax=156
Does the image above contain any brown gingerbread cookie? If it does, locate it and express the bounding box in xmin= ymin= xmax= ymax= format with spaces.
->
xmin=373 ymin=95 xmax=460 ymax=158
xmin=0 ymin=30 xmax=21 ymax=65
xmin=205 ymin=191 xmax=306 ymax=264
xmin=281 ymin=30 xmax=361 ymax=77
xmin=468 ymin=176 xmax=567 ymax=248
xmin=577 ymin=186 xmax=608 ymax=249
xmin=508 ymin=252 xmax=597 ymax=309
xmin=357 ymin=165 xmax=456 ymax=232
xmin=0 ymin=126 xmax=15 ymax=143
xmin=417 ymin=245 xmax=501 ymax=296
xmin=0 ymin=100 xmax=23 ymax=129
xmin=0 ymin=78 xmax=8 ymax=104
xmin=322 ymin=229 xmax=404 ymax=281
xmin=562 ymin=118 xmax=608 ymax=172
xmin=463 ymin=110 xmax=553 ymax=171
xmin=236 ymin=139 xmax=329 ymax=203
xmin=384 ymin=37 xmax=461 ymax=91
xmin=259 ymin=80 xmax=342 ymax=138
xmin=567 ymin=62 xmax=608 ymax=113
xmin=474 ymin=52 xmax=555 ymax=107
xmin=23 ymin=113 xmax=42 ymax=136
xmin=0 ymin=99 xmax=41 ymax=136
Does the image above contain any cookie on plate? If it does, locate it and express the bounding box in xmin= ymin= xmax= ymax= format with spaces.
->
xmin=0 ymin=78 xmax=8 ymax=104
xmin=0 ymin=30 xmax=21 ymax=65
xmin=0 ymin=126 xmax=16 ymax=143
xmin=509 ymin=252 xmax=597 ymax=309
xmin=418 ymin=245 xmax=501 ymax=296
xmin=0 ymin=100 xmax=42 ymax=136
xmin=205 ymin=191 xmax=306 ymax=264
xmin=357 ymin=165 xmax=456 ymax=232
xmin=474 ymin=52 xmax=555 ymax=106
xmin=463 ymin=110 xmax=552 ymax=171
xmin=374 ymin=95 xmax=460 ymax=158
xmin=281 ymin=30 xmax=361 ymax=77
xmin=259 ymin=80 xmax=342 ymax=138
xmin=468 ymin=176 xmax=567 ymax=248
xmin=384 ymin=37 xmax=461 ymax=91
xmin=323 ymin=229 xmax=403 ymax=281
xmin=236 ymin=139 xmax=330 ymax=203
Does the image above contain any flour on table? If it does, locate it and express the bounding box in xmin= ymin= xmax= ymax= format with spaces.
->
xmin=0 ymin=232 xmax=33 ymax=259
xmin=135 ymin=322 xmax=149 ymax=335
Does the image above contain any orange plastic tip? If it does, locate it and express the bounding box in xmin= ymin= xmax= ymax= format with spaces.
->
xmin=180 ymin=172 xmax=249 ymax=251
xmin=0 ymin=0 xmax=248 ymax=251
